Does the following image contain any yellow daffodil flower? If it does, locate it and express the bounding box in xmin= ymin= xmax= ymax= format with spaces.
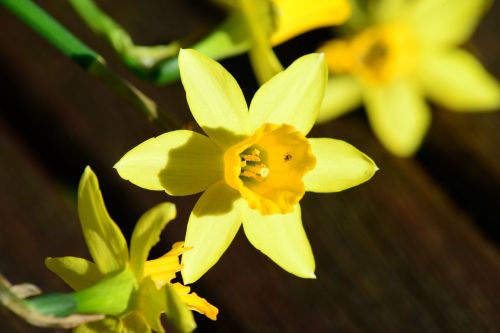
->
xmin=317 ymin=0 xmax=500 ymax=156
xmin=45 ymin=167 xmax=217 ymax=333
xmin=115 ymin=49 xmax=377 ymax=284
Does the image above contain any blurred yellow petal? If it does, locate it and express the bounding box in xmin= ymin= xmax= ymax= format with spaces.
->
xmin=303 ymin=138 xmax=377 ymax=192
xmin=179 ymin=49 xmax=250 ymax=148
xmin=121 ymin=312 xmax=150 ymax=333
xmin=364 ymin=80 xmax=431 ymax=157
xmin=249 ymin=53 xmax=327 ymax=135
xmin=171 ymin=283 xmax=218 ymax=320
xmin=78 ymin=167 xmax=129 ymax=274
xmin=74 ymin=318 xmax=123 ymax=333
xmin=242 ymin=204 xmax=315 ymax=278
xmin=129 ymin=203 xmax=177 ymax=279
xmin=271 ymin=0 xmax=351 ymax=45
xmin=45 ymin=256 xmax=102 ymax=291
xmin=181 ymin=182 xmax=244 ymax=284
xmin=419 ymin=49 xmax=500 ymax=111
xmin=317 ymin=76 xmax=362 ymax=123
xmin=409 ymin=0 xmax=492 ymax=46
xmin=115 ymin=130 xmax=223 ymax=195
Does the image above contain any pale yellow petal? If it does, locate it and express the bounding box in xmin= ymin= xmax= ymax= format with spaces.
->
xmin=181 ymin=181 xmax=244 ymax=284
xmin=364 ymin=80 xmax=431 ymax=157
xmin=317 ymin=76 xmax=362 ymax=124
xmin=271 ymin=0 xmax=351 ymax=45
xmin=408 ymin=0 xmax=492 ymax=46
xmin=45 ymin=256 xmax=103 ymax=291
xmin=249 ymin=53 xmax=327 ymax=135
xmin=115 ymin=130 xmax=223 ymax=196
xmin=241 ymin=204 xmax=315 ymax=278
xmin=78 ymin=167 xmax=129 ymax=274
xmin=303 ymin=138 xmax=377 ymax=193
xmin=419 ymin=49 xmax=500 ymax=111
xmin=129 ymin=202 xmax=177 ymax=279
xmin=179 ymin=49 xmax=250 ymax=148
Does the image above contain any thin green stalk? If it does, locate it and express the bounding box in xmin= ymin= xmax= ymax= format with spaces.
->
xmin=0 ymin=0 xmax=180 ymax=130
xmin=69 ymin=0 xmax=181 ymax=83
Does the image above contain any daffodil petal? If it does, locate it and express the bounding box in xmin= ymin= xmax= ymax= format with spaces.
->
xmin=249 ymin=53 xmax=328 ymax=135
xmin=408 ymin=0 xmax=492 ymax=46
xmin=316 ymin=76 xmax=362 ymax=124
xmin=171 ymin=283 xmax=219 ymax=321
xmin=181 ymin=181 xmax=244 ymax=284
xmin=136 ymin=277 xmax=166 ymax=333
xmin=419 ymin=49 xmax=500 ymax=111
xmin=364 ymin=80 xmax=431 ymax=157
xmin=179 ymin=49 xmax=250 ymax=148
xmin=121 ymin=312 xmax=150 ymax=333
xmin=129 ymin=202 xmax=177 ymax=279
xmin=115 ymin=130 xmax=223 ymax=196
xmin=242 ymin=204 xmax=315 ymax=278
xmin=45 ymin=256 xmax=103 ymax=291
xmin=372 ymin=0 xmax=406 ymax=22
xmin=164 ymin=284 xmax=197 ymax=333
xmin=303 ymin=138 xmax=377 ymax=192
xmin=271 ymin=0 xmax=351 ymax=45
xmin=78 ymin=167 xmax=129 ymax=274
xmin=74 ymin=318 xmax=123 ymax=333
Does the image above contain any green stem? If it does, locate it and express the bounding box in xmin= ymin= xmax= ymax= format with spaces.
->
xmin=0 ymin=0 xmax=180 ymax=130
xmin=69 ymin=0 xmax=180 ymax=81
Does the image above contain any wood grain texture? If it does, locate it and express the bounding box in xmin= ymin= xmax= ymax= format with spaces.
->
xmin=0 ymin=1 xmax=499 ymax=332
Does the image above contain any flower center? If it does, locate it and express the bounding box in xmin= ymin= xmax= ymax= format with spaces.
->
xmin=224 ymin=123 xmax=316 ymax=215
xmin=240 ymin=148 xmax=270 ymax=181
xmin=319 ymin=22 xmax=418 ymax=85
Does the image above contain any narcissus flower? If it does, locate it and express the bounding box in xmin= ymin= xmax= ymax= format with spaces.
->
xmin=317 ymin=0 xmax=500 ymax=156
xmin=44 ymin=167 xmax=217 ymax=333
xmin=115 ymin=49 xmax=377 ymax=284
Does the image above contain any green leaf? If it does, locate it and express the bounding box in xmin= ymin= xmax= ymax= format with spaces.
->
xmin=73 ymin=269 xmax=136 ymax=316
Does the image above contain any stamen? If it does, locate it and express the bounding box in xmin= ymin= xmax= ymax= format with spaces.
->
xmin=239 ymin=148 xmax=269 ymax=181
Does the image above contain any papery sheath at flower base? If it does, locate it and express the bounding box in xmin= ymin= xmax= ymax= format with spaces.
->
xmin=317 ymin=0 xmax=500 ymax=157
xmin=115 ymin=49 xmax=378 ymax=284
xmin=44 ymin=167 xmax=217 ymax=333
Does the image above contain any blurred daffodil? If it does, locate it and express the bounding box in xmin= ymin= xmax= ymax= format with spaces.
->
xmin=115 ymin=49 xmax=377 ymax=284
xmin=44 ymin=167 xmax=217 ymax=333
xmin=317 ymin=0 xmax=500 ymax=156
xmin=162 ymin=0 xmax=350 ymax=84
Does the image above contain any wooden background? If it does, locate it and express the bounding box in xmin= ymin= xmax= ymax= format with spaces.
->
xmin=1 ymin=1 xmax=500 ymax=332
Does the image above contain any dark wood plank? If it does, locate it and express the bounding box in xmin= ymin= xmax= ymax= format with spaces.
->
xmin=1 ymin=1 xmax=500 ymax=332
